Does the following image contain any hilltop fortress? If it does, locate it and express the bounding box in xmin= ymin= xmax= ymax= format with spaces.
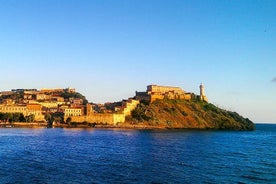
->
xmin=136 ymin=84 xmax=208 ymax=103
xmin=0 ymin=84 xmax=207 ymax=126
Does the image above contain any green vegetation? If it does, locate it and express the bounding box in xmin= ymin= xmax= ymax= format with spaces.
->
xmin=44 ymin=112 xmax=65 ymax=127
xmin=60 ymin=92 xmax=88 ymax=104
xmin=0 ymin=112 xmax=33 ymax=123
xmin=131 ymin=103 xmax=152 ymax=121
xmin=0 ymin=92 xmax=24 ymax=104
xmin=25 ymin=114 xmax=35 ymax=122
xmin=127 ymin=98 xmax=255 ymax=130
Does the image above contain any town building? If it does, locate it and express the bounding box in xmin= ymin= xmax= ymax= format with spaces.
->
xmin=64 ymin=107 xmax=82 ymax=117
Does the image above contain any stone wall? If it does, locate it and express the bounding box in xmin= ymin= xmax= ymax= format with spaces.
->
xmin=149 ymin=93 xmax=192 ymax=103
xmin=150 ymin=94 xmax=165 ymax=103
xmin=144 ymin=85 xmax=191 ymax=103
xmin=147 ymin=85 xmax=185 ymax=94
xmin=122 ymin=99 xmax=140 ymax=116
xmin=70 ymin=113 xmax=125 ymax=125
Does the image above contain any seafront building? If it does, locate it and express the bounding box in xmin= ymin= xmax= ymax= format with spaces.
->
xmin=0 ymin=104 xmax=44 ymax=121
xmin=0 ymin=88 xmax=76 ymax=122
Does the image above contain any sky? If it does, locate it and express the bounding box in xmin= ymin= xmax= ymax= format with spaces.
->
xmin=0 ymin=0 xmax=275 ymax=122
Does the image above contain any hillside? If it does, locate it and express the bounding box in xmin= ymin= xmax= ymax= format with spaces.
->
xmin=125 ymin=98 xmax=255 ymax=130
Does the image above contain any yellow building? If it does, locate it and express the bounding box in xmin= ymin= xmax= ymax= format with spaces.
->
xmin=147 ymin=85 xmax=185 ymax=95
xmin=122 ymin=99 xmax=140 ymax=116
xmin=36 ymin=93 xmax=51 ymax=101
xmin=64 ymin=107 xmax=82 ymax=117
xmin=0 ymin=105 xmax=27 ymax=114
xmin=146 ymin=85 xmax=187 ymax=102
xmin=0 ymin=104 xmax=44 ymax=121
xmin=38 ymin=101 xmax=66 ymax=108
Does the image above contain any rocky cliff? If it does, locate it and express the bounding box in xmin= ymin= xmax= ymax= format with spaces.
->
xmin=125 ymin=98 xmax=255 ymax=130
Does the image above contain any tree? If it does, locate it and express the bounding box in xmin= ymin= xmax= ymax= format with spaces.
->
xmin=44 ymin=113 xmax=52 ymax=123
xmin=66 ymin=117 xmax=72 ymax=124
xmin=25 ymin=114 xmax=35 ymax=122
xmin=66 ymin=117 xmax=72 ymax=126
xmin=44 ymin=113 xmax=53 ymax=128
xmin=60 ymin=92 xmax=88 ymax=104
xmin=52 ymin=112 xmax=64 ymax=123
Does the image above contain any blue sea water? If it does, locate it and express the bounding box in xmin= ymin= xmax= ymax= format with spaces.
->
xmin=0 ymin=124 xmax=276 ymax=184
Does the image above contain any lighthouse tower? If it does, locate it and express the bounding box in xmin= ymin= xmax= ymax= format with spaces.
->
xmin=200 ymin=83 xmax=208 ymax=102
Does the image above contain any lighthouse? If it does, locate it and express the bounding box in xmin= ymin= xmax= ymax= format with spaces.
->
xmin=200 ymin=83 xmax=208 ymax=102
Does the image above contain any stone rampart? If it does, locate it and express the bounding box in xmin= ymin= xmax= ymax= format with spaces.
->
xmin=69 ymin=113 xmax=125 ymax=125
xmin=123 ymin=99 xmax=140 ymax=116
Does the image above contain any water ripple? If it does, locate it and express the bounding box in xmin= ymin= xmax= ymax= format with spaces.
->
xmin=0 ymin=124 xmax=276 ymax=183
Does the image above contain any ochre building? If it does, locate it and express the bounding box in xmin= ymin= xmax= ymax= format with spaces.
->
xmin=136 ymin=85 xmax=192 ymax=103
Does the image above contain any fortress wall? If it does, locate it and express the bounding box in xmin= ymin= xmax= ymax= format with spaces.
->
xmin=113 ymin=114 xmax=125 ymax=124
xmin=184 ymin=93 xmax=192 ymax=100
xmin=123 ymin=99 xmax=140 ymax=116
xmin=147 ymin=85 xmax=185 ymax=94
xmin=138 ymin=85 xmax=195 ymax=103
xmin=150 ymin=93 xmax=192 ymax=103
xmin=150 ymin=94 xmax=165 ymax=103
xmin=70 ymin=114 xmax=113 ymax=124
xmin=70 ymin=113 xmax=125 ymax=125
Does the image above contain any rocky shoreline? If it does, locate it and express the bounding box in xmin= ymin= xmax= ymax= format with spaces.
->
xmin=0 ymin=121 xmax=255 ymax=130
xmin=0 ymin=122 xmax=47 ymax=128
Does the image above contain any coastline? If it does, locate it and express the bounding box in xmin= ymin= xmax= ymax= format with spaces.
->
xmin=0 ymin=122 xmax=162 ymax=129
xmin=0 ymin=86 xmax=255 ymax=131
xmin=0 ymin=122 xmax=258 ymax=130
xmin=0 ymin=122 xmax=47 ymax=128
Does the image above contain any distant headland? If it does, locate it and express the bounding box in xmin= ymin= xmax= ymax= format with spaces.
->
xmin=0 ymin=85 xmax=255 ymax=130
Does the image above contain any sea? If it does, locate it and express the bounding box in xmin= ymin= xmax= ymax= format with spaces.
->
xmin=0 ymin=124 xmax=275 ymax=184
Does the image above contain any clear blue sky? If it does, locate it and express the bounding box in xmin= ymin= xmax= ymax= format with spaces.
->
xmin=0 ymin=0 xmax=275 ymax=122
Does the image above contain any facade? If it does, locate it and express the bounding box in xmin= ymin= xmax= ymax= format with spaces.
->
xmin=70 ymin=113 xmax=126 ymax=125
xmin=122 ymin=99 xmax=140 ymax=116
xmin=0 ymin=105 xmax=27 ymax=114
xmin=146 ymin=85 xmax=189 ymax=102
xmin=135 ymin=91 xmax=150 ymax=102
xmin=40 ymin=88 xmax=65 ymax=93
xmin=0 ymin=104 xmax=44 ymax=121
xmin=85 ymin=103 xmax=93 ymax=116
xmin=64 ymin=107 xmax=82 ymax=117
xmin=70 ymin=98 xmax=83 ymax=106
xmin=36 ymin=93 xmax=51 ymax=101
xmin=52 ymin=96 xmax=64 ymax=102
xmin=147 ymin=85 xmax=184 ymax=95
xmin=37 ymin=101 xmax=66 ymax=108
xmin=136 ymin=84 xmax=203 ymax=103
xmin=26 ymin=104 xmax=44 ymax=120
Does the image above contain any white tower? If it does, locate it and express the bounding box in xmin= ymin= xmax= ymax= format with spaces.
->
xmin=200 ymin=83 xmax=205 ymax=97
xmin=200 ymin=83 xmax=208 ymax=102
